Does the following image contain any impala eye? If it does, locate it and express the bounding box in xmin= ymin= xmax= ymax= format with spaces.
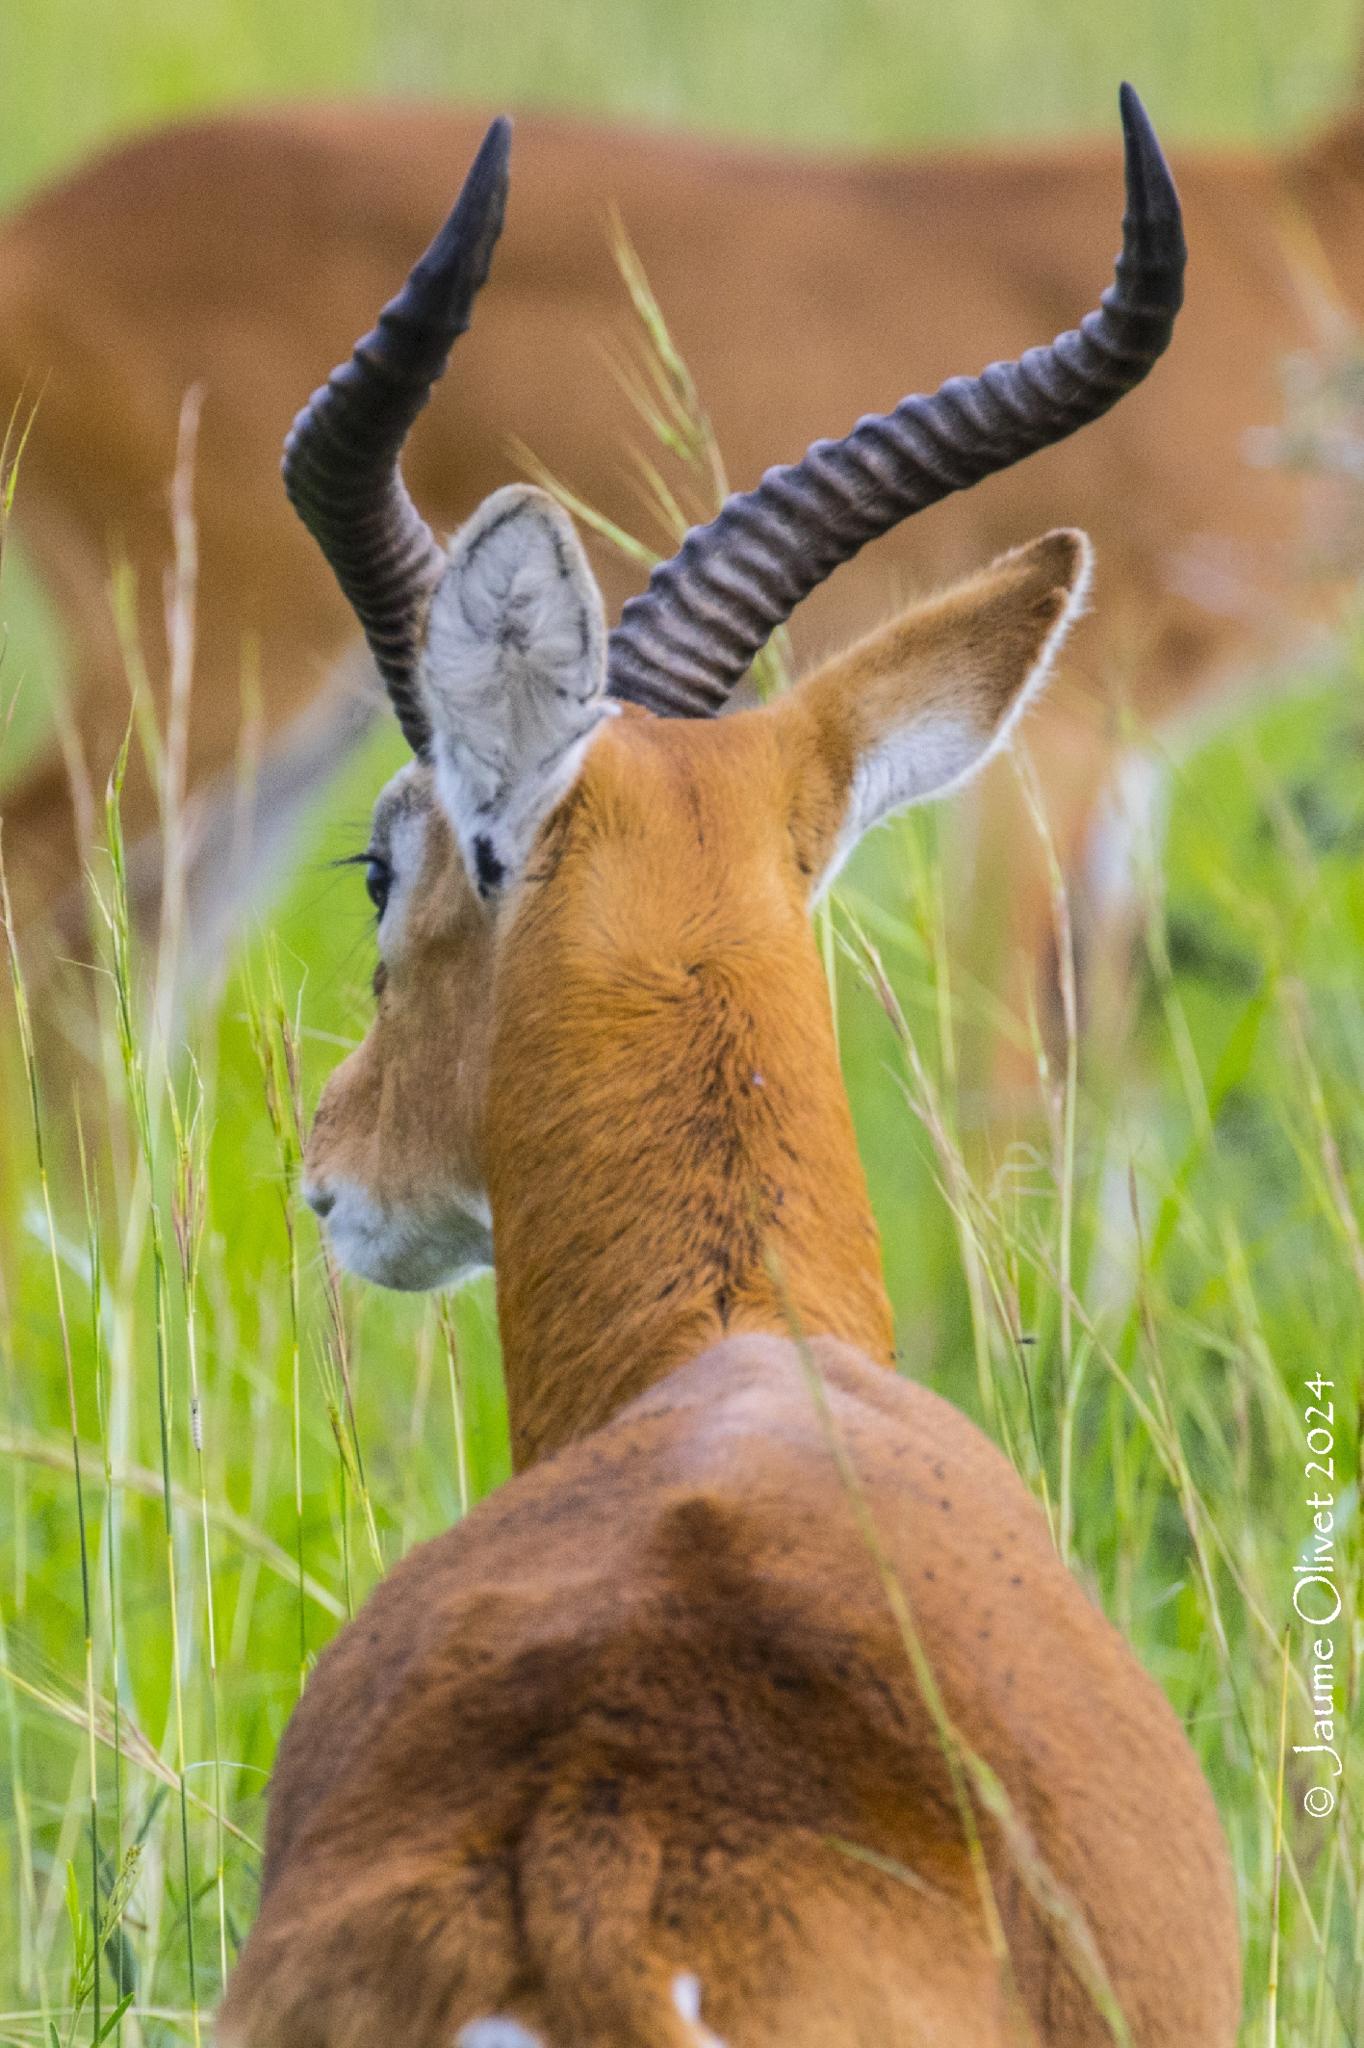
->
xmin=365 ymin=855 xmax=393 ymax=919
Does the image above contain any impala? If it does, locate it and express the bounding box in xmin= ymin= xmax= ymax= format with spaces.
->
xmin=0 ymin=86 xmax=1357 ymax=1048
xmin=218 ymin=92 xmax=1239 ymax=2047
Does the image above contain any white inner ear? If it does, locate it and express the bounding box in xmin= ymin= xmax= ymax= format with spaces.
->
xmin=422 ymin=485 xmax=614 ymax=896
xmin=826 ymin=540 xmax=1092 ymax=890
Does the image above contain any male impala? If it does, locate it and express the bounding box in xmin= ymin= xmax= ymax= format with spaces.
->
xmin=219 ymin=93 xmax=1240 ymax=2046
xmin=0 ymin=86 xmax=1358 ymax=1046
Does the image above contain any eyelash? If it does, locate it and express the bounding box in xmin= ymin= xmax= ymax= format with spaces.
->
xmin=334 ymin=848 xmax=392 ymax=922
xmin=364 ymin=856 xmax=392 ymax=919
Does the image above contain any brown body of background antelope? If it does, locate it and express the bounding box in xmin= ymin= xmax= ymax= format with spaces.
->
xmin=218 ymin=99 xmax=1242 ymax=2046
xmin=1 ymin=85 xmax=1361 ymax=1042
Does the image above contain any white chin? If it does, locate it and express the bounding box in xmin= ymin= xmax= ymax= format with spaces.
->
xmin=323 ymin=1188 xmax=493 ymax=1293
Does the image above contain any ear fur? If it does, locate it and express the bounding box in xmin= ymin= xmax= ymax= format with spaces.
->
xmin=422 ymin=485 xmax=612 ymax=897
xmin=791 ymin=529 xmax=1092 ymax=892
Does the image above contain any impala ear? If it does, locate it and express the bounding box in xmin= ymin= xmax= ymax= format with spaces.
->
xmin=786 ymin=529 xmax=1092 ymax=893
xmin=422 ymin=485 xmax=612 ymax=897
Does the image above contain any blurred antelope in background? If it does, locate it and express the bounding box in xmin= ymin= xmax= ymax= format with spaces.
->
xmin=219 ymin=95 xmax=1241 ymax=2047
xmin=2 ymin=78 xmax=1363 ymax=1060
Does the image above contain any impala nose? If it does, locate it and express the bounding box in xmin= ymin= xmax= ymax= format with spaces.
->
xmin=305 ymin=1182 xmax=336 ymax=1220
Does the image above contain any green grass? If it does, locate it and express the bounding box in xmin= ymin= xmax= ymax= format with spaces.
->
xmin=0 ymin=0 xmax=1359 ymax=212
xmin=1 ymin=2 xmax=1363 ymax=2043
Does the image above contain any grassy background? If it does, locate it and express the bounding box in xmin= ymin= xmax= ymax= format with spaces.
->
xmin=0 ymin=0 xmax=1359 ymax=212
xmin=1 ymin=1 xmax=1362 ymax=2042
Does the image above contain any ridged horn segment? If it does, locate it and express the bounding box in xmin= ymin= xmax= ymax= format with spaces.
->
xmin=605 ymin=83 xmax=1185 ymax=719
xmin=282 ymin=116 xmax=512 ymax=755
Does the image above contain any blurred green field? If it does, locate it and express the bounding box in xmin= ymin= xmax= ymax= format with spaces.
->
xmin=1 ymin=2 xmax=1362 ymax=2044
xmin=0 ymin=0 xmax=1359 ymax=214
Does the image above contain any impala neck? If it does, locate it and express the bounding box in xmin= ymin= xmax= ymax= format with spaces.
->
xmin=486 ymin=889 xmax=894 ymax=1469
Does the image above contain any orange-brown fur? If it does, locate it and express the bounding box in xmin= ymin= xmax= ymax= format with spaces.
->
xmin=1 ymin=100 xmax=1361 ymax=1024
xmin=222 ymin=1339 xmax=1238 ymax=2048
xmin=220 ymin=532 xmax=1241 ymax=2044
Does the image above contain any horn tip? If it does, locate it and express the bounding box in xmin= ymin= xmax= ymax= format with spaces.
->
xmin=418 ymin=113 xmax=513 ymax=292
xmin=476 ymin=113 xmax=514 ymax=181
xmin=1117 ymin=83 xmax=1186 ymax=305
xmin=1117 ymin=81 xmax=1154 ymax=144
xmin=1118 ymin=82 xmax=1180 ymax=221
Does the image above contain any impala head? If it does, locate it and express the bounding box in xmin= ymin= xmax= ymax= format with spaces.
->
xmin=292 ymin=92 xmax=1184 ymax=1296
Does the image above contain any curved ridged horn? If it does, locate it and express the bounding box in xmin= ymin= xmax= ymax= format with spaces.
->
xmin=606 ymin=84 xmax=1185 ymax=718
xmin=282 ymin=117 xmax=512 ymax=755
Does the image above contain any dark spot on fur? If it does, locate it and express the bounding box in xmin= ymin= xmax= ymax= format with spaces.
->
xmin=474 ymin=835 xmax=506 ymax=896
xmin=587 ymin=1776 xmax=623 ymax=1815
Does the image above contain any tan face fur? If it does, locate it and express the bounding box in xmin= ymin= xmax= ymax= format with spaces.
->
xmin=303 ymin=487 xmax=1091 ymax=1290
xmin=304 ymin=764 xmax=495 ymax=1288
